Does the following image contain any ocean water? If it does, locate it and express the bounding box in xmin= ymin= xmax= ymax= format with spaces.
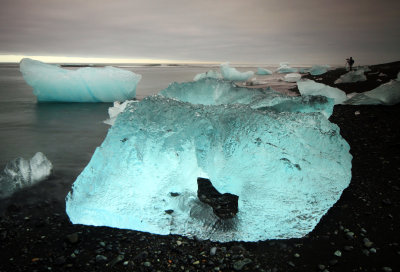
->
xmin=0 ymin=63 xmax=295 ymax=204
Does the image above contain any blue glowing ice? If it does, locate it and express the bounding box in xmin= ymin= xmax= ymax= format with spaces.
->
xmin=0 ymin=152 xmax=52 ymax=199
xmin=256 ymin=68 xmax=272 ymax=75
xmin=220 ymin=63 xmax=254 ymax=81
xmin=66 ymin=78 xmax=351 ymax=242
xmin=20 ymin=58 xmax=141 ymax=102
xmin=194 ymin=70 xmax=222 ymax=81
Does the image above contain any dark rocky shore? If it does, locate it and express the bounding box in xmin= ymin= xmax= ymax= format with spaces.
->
xmin=1 ymin=63 xmax=399 ymax=272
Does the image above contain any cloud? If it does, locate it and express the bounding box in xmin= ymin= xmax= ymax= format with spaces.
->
xmin=1 ymin=0 xmax=399 ymax=64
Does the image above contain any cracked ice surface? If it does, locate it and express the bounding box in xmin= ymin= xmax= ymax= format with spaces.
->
xmin=66 ymin=82 xmax=352 ymax=241
xmin=20 ymin=58 xmax=141 ymax=102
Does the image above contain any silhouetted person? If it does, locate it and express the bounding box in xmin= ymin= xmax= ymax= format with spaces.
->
xmin=346 ymin=57 xmax=355 ymax=71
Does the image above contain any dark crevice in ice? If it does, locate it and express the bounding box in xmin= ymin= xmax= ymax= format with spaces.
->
xmin=197 ymin=177 xmax=239 ymax=219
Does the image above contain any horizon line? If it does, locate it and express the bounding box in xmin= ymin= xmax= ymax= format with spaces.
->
xmin=0 ymin=54 xmax=349 ymax=67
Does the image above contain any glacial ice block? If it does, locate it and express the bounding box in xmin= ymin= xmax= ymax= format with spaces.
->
xmin=334 ymin=69 xmax=366 ymax=84
xmin=0 ymin=152 xmax=52 ymax=199
xmin=20 ymin=58 xmax=141 ymax=102
xmin=276 ymin=62 xmax=298 ymax=73
xmin=66 ymin=95 xmax=352 ymax=242
xmin=256 ymin=68 xmax=272 ymax=75
xmin=309 ymin=65 xmax=330 ymax=76
xmin=298 ymin=79 xmax=348 ymax=105
xmin=284 ymin=73 xmax=302 ymax=82
xmin=345 ymin=79 xmax=400 ymax=105
xmin=298 ymin=68 xmax=310 ymax=74
xmin=220 ymin=63 xmax=254 ymax=81
xmin=194 ymin=70 xmax=222 ymax=81
xmin=160 ymin=78 xmax=334 ymax=118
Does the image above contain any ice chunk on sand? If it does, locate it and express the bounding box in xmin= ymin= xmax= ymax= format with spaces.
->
xmin=298 ymin=79 xmax=348 ymax=105
xmin=345 ymin=80 xmax=400 ymax=105
xmin=256 ymin=67 xmax=272 ymax=75
xmin=276 ymin=62 xmax=298 ymax=73
xmin=20 ymin=58 xmax=141 ymax=102
xmin=397 ymin=71 xmax=400 ymax=81
xmin=66 ymin=93 xmax=351 ymax=242
xmin=334 ymin=69 xmax=366 ymax=84
xmin=194 ymin=70 xmax=222 ymax=81
xmin=359 ymin=66 xmax=371 ymax=72
xmin=0 ymin=152 xmax=52 ymax=199
xmin=309 ymin=65 xmax=330 ymax=76
xmin=220 ymin=62 xmax=254 ymax=81
xmin=284 ymin=73 xmax=302 ymax=82
xmin=160 ymin=78 xmax=334 ymax=118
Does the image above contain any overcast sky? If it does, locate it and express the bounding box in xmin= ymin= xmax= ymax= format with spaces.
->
xmin=1 ymin=0 xmax=399 ymax=65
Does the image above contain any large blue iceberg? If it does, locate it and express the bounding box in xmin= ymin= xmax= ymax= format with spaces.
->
xmin=66 ymin=79 xmax=352 ymax=242
xmin=20 ymin=58 xmax=141 ymax=102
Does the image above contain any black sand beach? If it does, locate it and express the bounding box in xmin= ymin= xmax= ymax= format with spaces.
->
xmin=1 ymin=64 xmax=399 ymax=272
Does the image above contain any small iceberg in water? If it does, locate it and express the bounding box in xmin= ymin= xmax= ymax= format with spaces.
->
xmin=20 ymin=58 xmax=142 ymax=102
xmin=256 ymin=67 xmax=273 ymax=75
xmin=220 ymin=62 xmax=254 ymax=81
xmin=276 ymin=62 xmax=298 ymax=73
xmin=284 ymin=73 xmax=302 ymax=82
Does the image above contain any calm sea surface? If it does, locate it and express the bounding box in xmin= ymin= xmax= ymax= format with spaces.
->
xmin=0 ymin=63 xmax=295 ymax=203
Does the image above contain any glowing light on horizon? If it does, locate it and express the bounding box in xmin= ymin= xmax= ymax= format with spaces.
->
xmin=0 ymin=54 xmax=218 ymax=64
